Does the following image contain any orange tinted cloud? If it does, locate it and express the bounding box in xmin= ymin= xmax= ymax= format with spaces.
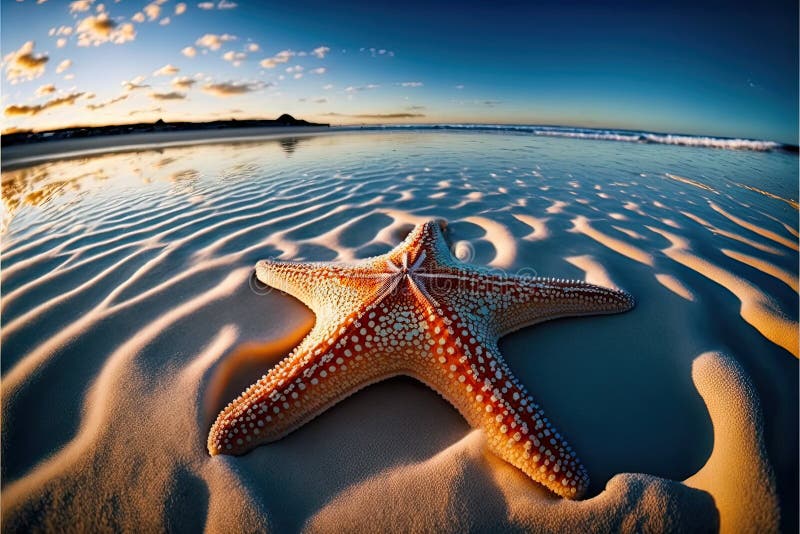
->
xmin=5 ymin=92 xmax=87 ymax=116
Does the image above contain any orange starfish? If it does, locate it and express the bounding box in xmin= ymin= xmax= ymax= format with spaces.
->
xmin=208 ymin=220 xmax=634 ymax=498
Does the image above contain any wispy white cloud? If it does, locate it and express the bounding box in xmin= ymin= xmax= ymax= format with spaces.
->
xmin=359 ymin=47 xmax=394 ymax=58
xmin=195 ymin=33 xmax=236 ymax=51
xmin=144 ymin=2 xmax=161 ymax=21
xmin=3 ymin=41 xmax=49 ymax=83
xmin=49 ymin=25 xmax=73 ymax=37
xmin=122 ymin=75 xmax=150 ymax=91
xmin=181 ymin=46 xmax=197 ymax=58
xmin=153 ymin=64 xmax=179 ymax=76
xmin=322 ymin=83 xmax=333 ymax=90
xmin=55 ymin=59 xmax=72 ymax=74
xmin=312 ymin=46 xmax=330 ymax=59
xmin=223 ymin=50 xmax=246 ymax=66
xmin=69 ymin=0 xmax=94 ymax=13
xmin=345 ymin=84 xmax=379 ymax=92
xmin=398 ymin=81 xmax=423 ymax=87
xmin=247 ymin=43 xmax=259 ymax=52
xmin=259 ymin=50 xmax=293 ymax=68
xmin=310 ymin=67 xmax=326 ymax=75
xmin=198 ymin=1 xmax=236 ymax=9
xmin=175 ymin=3 xmax=187 ymax=15
xmin=159 ymin=17 xmax=171 ymax=26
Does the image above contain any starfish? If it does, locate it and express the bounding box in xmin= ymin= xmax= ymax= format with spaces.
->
xmin=208 ymin=220 xmax=634 ymax=499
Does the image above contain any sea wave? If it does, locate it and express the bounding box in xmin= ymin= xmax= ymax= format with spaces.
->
xmin=359 ymin=124 xmax=785 ymax=152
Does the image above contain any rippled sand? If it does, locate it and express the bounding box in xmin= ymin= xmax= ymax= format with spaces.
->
xmin=1 ymin=131 xmax=797 ymax=532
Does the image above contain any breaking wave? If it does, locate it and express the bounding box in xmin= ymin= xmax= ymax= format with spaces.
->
xmin=360 ymin=124 xmax=786 ymax=152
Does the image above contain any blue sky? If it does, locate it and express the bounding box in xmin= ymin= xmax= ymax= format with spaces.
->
xmin=1 ymin=0 xmax=797 ymax=143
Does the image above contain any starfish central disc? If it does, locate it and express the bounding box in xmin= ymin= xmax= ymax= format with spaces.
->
xmin=208 ymin=220 xmax=635 ymax=499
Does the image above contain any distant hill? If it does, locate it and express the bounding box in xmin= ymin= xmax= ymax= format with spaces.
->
xmin=1 ymin=114 xmax=329 ymax=147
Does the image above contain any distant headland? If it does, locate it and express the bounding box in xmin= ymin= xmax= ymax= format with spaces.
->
xmin=1 ymin=114 xmax=329 ymax=147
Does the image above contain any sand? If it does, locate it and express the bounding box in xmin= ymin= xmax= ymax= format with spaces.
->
xmin=1 ymin=131 xmax=796 ymax=532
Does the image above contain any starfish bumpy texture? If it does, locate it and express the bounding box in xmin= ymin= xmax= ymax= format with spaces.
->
xmin=208 ymin=220 xmax=634 ymax=498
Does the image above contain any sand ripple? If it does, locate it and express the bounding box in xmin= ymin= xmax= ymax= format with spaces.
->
xmin=1 ymin=132 xmax=796 ymax=532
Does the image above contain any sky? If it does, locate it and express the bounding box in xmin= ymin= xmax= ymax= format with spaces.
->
xmin=1 ymin=0 xmax=797 ymax=143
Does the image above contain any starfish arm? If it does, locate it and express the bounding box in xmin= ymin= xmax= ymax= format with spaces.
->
xmin=433 ymin=271 xmax=635 ymax=337
xmin=208 ymin=312 xmax=399 ymax=455
xmin=410 ymin=317 xmax=589 ymax=499
xmin=256 ymin=257 xmax=392 ymax=317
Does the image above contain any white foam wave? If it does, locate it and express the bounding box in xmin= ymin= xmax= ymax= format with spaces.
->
xmin=362 ymin=124 xmax=783 ymax=151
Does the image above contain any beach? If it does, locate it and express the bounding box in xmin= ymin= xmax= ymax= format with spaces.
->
xmin=1 ymin=129 xmax=797 ymax=532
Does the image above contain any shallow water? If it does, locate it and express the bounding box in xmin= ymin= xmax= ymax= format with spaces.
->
xmin=2 ymin=130 xmax=797 ymax=531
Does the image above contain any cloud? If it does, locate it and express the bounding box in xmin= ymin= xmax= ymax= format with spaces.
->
xmin=153 ymin=64 xmax=179 ymax=76
xmin=4 ymin=92 xmax=86 ymax=116
xmin=36 ymin=83 xmax=56 ymax=96
xmin=322 ymin=84 xmax=333 ymax=90
xmin=86 ymin=93 xmax=128 ymax=110
xmin=175 ymin=2 xmax=187 ymax=15
xmin=398 ymin=81 xmax=423 ymax=87
xmin=285 ymin=65 xmax=303 ymax=73
xmin=198 ymin=1 xmax=236 ymax=9
xmin=69 ymin=0 xmax=94 ymax=13
xmin=323 ymin=112 xmax=424 ymax=119
xmin=406 ymin=105 xmax=426 ymax=110
xmin=345 ymin=84 xmax=379 ymax=92
xmin=313 ymin=97 xmax=327 ymax=103
xmin=202 ymin=80 xmax=264 ymax=96
xmin=247 ymin=43 xmax=259 ymax=52
xmin=482 ymin=100 xmax=502 ymax=106
xmin=171 ymin=76 xmax=196 ymax=89
xmin=76 ymin=14 xmax=136 ymax=46
xmin=49 ymin=25 xmax=74 ymax=37
xmin=56 ymin=38 xmax=68 ymax=48
xmin=455 ymin=84 xmax=464 ymax=90
xmin=56 ymin=59 xmax=72 ymax=74
xmin=195 ymin=33 xmax=236 ymax=51
xmin=132 ymin=12 xmax=145 ymax=22
xmin=122 ymin=75 xmax=150 ymax=91
xmin=310 ymin=67 xmax=326 ymax=75
xmin=181 ymin=46 xmax=197 ymax=58
xmin=312 ymin=46 xmax=330 ymax=59
xmin=259 ymin=50 xmax=293 ymax=68
xmin=3 ymin=41 xmax=49 ymax=83
xmin=144 ymin=2 xmax=160 ymax=20
xmin=159 ymin=17 xmax=171 ymax=25
xmin=223 ymin=50 xmax=246 ymax=66
xmin=360 ymin=47 xmax=394 ymax=58
xmin=128 ymin=106 xmax=163 ymax=116
xmin=150 ymin=91 xmax=186 ymax=100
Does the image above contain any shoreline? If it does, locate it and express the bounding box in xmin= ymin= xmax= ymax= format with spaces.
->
xmin=0 ymin=126 xmax=335 ymax=171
